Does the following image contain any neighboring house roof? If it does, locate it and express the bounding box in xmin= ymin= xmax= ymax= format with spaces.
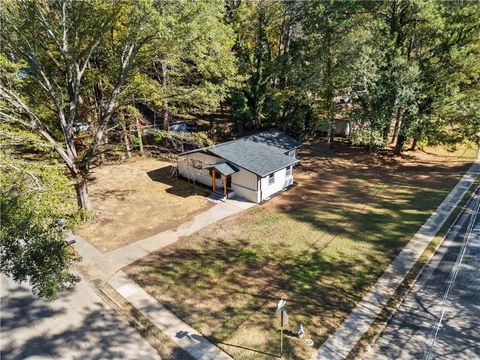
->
xmin=180 ymin=129 xmax=301 ymax=177
xmin=204 ymin=162 xmax=238 ymax=177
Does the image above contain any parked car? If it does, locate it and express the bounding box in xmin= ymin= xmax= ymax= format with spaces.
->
xmin=73 ymin=123 xmax=90 ymax=133
xmin=168 ymin=121 xmax=188 ymax=132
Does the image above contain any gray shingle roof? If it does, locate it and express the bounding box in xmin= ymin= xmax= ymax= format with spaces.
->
xmin=242 ymin=129 xmax=301 ymax=153
xmin=208 ymin=140 xmax=298 ymax=177
xmin=204 ymin=162 xmax=238 ymax=176
xmin=179 ymin=129 xmax=301 ymax=177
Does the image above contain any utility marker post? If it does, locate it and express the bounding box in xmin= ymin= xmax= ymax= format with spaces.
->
xmin=276 ymin=299 xmax=288 ymax=357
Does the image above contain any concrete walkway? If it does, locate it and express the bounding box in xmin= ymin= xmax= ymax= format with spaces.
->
xmin=311 ymin=160 xmax=480 ymax=360
xmin=75 ymin=196 xmax=253 ymax=360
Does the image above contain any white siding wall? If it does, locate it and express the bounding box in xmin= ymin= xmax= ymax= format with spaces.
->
xmin=231 ymin=184 xmax=260 ymax=203
xmin=260 ymin=167 xmax=294 ymax=201
xmin=231 ymin=167 xmax=257 ymax=189
xmin=177 ymin=152 xmax=223 ymax=188
xmin=231 ymin=167 xmax=259 ymax=202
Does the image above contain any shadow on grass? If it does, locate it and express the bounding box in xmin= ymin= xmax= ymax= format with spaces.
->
xmin=216 ymin=340 xmax=281 ymax=358
xmin=285 ymin=142 xmax=471 ymax=255
xmin=147 ymin=166 xmax=210 ymax=198
xmin=128 ymin=236 xmax=371 ymax=355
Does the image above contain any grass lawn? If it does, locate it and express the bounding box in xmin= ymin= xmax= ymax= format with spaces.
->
xmin=126 ymin=143 xmax=477 ymax=360
xmin=76 ymin=157 xmax=212 ymax=253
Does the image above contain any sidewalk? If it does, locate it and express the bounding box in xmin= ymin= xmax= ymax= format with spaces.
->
xmin=311 ymin=159 xmax=480 ymax=360
xmin=75 ymin=196 xmax=253 ymax=360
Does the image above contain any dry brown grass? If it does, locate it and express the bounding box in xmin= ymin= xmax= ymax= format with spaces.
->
xmin=126 ymin=143 xmax=476 ymax=360
xmin=76 ymin=157 xmax=212 ymax=252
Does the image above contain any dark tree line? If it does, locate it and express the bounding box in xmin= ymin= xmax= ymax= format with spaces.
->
xmin=227 ymin=0 xmax=479 ymax=154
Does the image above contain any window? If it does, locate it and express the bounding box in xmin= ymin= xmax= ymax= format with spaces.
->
xmin=268 ymin=173 xmax=275 ymax=185
xmin=286 ymin=166 xmax=292 ymax=177
xmin=191 ymin=159 xmax=203 ymax=169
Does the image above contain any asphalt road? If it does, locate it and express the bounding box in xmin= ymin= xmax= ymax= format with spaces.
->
xmin=0 ymin=273 xmax=160 ymax=360
xmin=365 ymin=188 xmax=480 ymax=360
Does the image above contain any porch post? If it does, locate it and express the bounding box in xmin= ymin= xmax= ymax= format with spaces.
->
xmin=224 ymin=175 xmax=227 ymax=199
xmin=212 ymin=169 xmax=216 ymax=191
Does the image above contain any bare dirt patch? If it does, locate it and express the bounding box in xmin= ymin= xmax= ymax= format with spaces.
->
xmin=126 ymin=143 xmax=476 ymax=360
xmin=76 ymin=157 xmax=212 ymax=252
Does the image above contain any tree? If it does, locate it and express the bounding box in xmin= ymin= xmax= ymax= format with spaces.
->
xmin=133 ymin=0 xmax=238 ymax=131
xmin=0 ymin=120 xmax=79 ymax=299
xmin=375 ymin=0 xmax=480 ymax=153
xmin=411 ymin=0 xmax=480 ymax=149
xmin=339 ymin=14 xmax=392 ymax=150
xmin=301 ymin=1 xmax=372 ymax=145
xmin=228 ymin=0 xmax=281 ymax=131
xmin=0 ymin=0 xmax=155 ymax=212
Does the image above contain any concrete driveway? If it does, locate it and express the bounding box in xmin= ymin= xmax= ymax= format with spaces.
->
xmin=0 ymin=274 xmax=160 ymax=360
xmin=365 ymin=188 xmax=480 ymax=360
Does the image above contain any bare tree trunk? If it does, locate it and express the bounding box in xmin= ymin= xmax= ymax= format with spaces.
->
xmin=75 ymin=180 xmax=92 ymax=211
xmin=410 ymin=127 xmax=421 ymax=151
xmin=410 ymin=136 xmax=418 ymax=151
xmin=324 ymin=28 xmax=335 ymax=147
xmin=163 ymin=105 xmax=169 ymax=131
xmin=394 ymin=132 xmax=406 ymax=155
xmin=136 ymin=116 xmax=144 ymax=156
xmin=121 ymin=121 xmax=131 ymax=158
xmin=326 ymin=86 xmax=335 ymax=146
xmin=161 ymin=63 xmax=169 ymax=131
xmin=100 ymin=137 xmax=107 ymax=162
xmin=391 ymin=106 xmax=403 ymax=144
xmin=328 ymin=117 xmax=335 ymax=146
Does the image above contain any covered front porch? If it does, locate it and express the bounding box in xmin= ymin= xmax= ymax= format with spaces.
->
xmin=204 ymin=162 xmax=238 ymax=200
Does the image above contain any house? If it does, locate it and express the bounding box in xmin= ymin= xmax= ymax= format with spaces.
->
xmin=177 ymin=129 xmax=301 ymax=203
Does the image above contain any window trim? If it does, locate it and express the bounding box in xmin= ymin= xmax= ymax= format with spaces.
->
xmin=286 ymin=165 xmax=292 ymax=177
xmin=268 ymin=173 xmax=275 ymax=185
